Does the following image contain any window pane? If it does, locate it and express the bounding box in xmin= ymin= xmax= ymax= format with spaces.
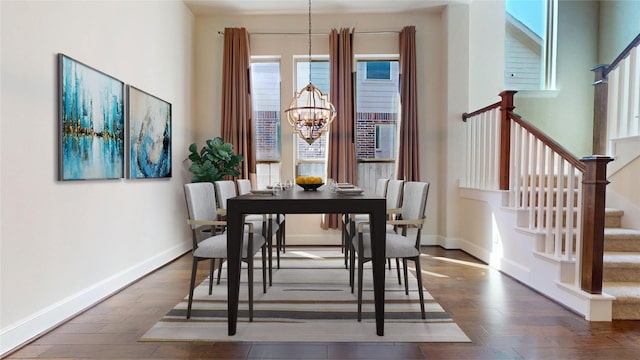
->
xmin=295 ymin=60 xmax=329 ymax=179
xmin=505 ymin=0 xmax=549 ymax=90
xmin=251 ymin=61 xmax=281 ymax=161
xmin=355 ymin=60 xmax=399 ymax=160
xmin=366 ymin=61 xmax=391 ymax=80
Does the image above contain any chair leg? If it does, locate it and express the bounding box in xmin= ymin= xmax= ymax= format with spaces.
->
xmin=209 ymin=259 xmax=215 ymax=295
xmin=403 ymin=258 xmax=409 ymax=295
xmin=266 ymin=222 xmax=273 ymax=286
xmin=413 ymin=257 xmax=426 ymax=319
xmin=247 ymin=256 xmax=254 ymax=322
xmin=187 ymin=257 xmax=199 ymax=319
xmin=349 ymin=240 xmax=356 ymax=293
xmin=276 ymin=226 xmax=281 ymax=269
xmin=262 ymin=244 xmax=267 ymax=294
xmin=281 ymin=217 xmax=286 ymax=253
xmin=395 ymin=258 xmax=402 ymax=285
xmin=357 ymin=253 xmax=364 ymax=322
xmin=216 ymin=259 xmax=224 ymax=285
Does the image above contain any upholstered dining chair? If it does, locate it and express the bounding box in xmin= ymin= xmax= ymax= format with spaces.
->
xmin=215 ymin=180 xmax=280 ymax=286
xmin=347 ymin=179 xmax=405 ymax=290
xmin=351 ymin=181 xmax=430 ymax=321
xmin=183 ymin=182 xmax=266 ymax=321
xmin=237 ymin=179 xmax=287 ymax=265
xmin=341 ymin=178 xmax=389 ymax=268
xmin=236 ymin=178 xmax=252 ymax=195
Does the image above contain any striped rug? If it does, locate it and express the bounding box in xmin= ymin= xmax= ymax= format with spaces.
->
xmin=140 ymin=248 xmax=470 ymax=343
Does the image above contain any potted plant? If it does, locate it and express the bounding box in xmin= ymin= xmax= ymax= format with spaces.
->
xmin=186 ymin=137 xmax=243 ymax=183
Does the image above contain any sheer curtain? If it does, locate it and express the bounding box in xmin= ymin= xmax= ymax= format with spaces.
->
xmin=221 ymin=27 xmax=255 ymax=179
xmin=322 ymin=28 xmax=356 ymax=230
xmin=397 ymin=26 xmax=420 ymax=181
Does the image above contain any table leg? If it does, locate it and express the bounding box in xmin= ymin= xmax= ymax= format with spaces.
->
xmin=370 ymin=205 xmax=386 ymax=336
xmin=227 ymin=208 xmax=242 ymax=336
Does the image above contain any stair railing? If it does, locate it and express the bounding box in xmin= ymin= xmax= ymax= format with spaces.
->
xmin=463 ymin=91 xmax=612 ymax=294
xmin=592 ymin=33 xmax=640 ymax=155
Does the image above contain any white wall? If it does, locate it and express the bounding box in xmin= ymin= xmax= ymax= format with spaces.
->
xmin=193 ymin=11 xmax=444 ymax=244
xmin=0 ymin=1 xmax=194 ymax=354
xmin=598 ymin=0 xmax=640 ymax=64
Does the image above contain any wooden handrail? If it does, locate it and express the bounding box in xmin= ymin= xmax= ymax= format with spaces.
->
xmin=508 ymin=112 xmax=586 ymax=173
xmin=462 ymin=101 xmax=501 ymax=121
xmin=603 ymin=32 xmax=640 ymax=78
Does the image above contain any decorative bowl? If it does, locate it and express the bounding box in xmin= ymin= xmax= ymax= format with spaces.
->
xmin=297 ymin=183 xmax=324 ymax=191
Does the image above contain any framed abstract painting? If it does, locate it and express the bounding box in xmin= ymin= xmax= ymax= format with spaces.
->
xmin=127 ymin=86 xmax=171 ymax=179
xmin=58 ymin=54 xmax=125 ymax=180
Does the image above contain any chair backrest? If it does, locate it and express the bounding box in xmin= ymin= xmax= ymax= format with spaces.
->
xmin=214 ymin=180 xmax=237 ymax=210
xmin=401 ymin=182 xmax=430 ymax=228
xmin=237 ymin=179 xmax=252 ymax=195
xmin=386 ymin=180 xmax=404 ymax=209
xmin=374 ymin=178 xmax=389 ymax=197
xmin=184 ymin=182 xmax=217 ymax=230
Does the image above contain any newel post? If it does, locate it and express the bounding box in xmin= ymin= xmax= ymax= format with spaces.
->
xmin=580 ymin=155 xmax=613 ymax=294
xmin=499 ymin=91 xmax=517 ymax=190
xmin=591 ymin=65 xmax=609 ymax=155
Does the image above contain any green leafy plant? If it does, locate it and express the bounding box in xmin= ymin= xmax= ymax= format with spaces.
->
xmin=186 ymin=137 xmax=243 ymax=183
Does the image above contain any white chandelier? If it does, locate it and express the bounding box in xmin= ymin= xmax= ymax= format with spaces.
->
xmin=284 ymin=0 xmax=336 ymax=145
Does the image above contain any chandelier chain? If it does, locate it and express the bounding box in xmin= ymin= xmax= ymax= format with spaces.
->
xmin=308 ymin=0 xmax=312 ymax=84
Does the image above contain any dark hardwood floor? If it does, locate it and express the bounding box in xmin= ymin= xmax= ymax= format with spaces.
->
xmin=5 ymin=246 xmax=640 ymax=359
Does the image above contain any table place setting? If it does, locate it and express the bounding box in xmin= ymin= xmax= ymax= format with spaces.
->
xmin=335 ymin=186 xmax=364 ymax=195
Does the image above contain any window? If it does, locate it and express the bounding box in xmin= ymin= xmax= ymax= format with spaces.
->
xmin=354 ymin=59 xmax=399 ymax=189
xmin=504 ymin=0 xmax=557 ymax=90
xmin=294 ymin=60 xmax=330 ymax=179
xmin=366 ymin=61 xmax=391 ymax=80
xmin=251 ymin=60 xmax=281 ymax=187
xmin=355 ymin=60 xmax=399 ymax=160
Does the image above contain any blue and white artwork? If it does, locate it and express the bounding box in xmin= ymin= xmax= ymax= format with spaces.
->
xmin=59 ymin=54 xmax=124 ymax=180
xmin=128 ymin=86 xmax=171 ymax=179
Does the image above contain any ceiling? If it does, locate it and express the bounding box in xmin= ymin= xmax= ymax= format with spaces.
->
xmin=183 ymin=0 xmax=469 ymax=16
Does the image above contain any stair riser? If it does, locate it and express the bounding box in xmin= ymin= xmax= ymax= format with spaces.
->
xmin=603 ymin=268 xmax=640 ymax=282
xmin=612 ymin=304 xmax=640 ymax=320
xmin=606 ymin=215 xmax=622 ymax=228
xmin=605 ymin=238 xmax=640 ymax=252
xmin=520 ymin=189 xmax=579 ymax=207
xmin=533 ymin=210 xmax=578 ymax=228
xmin=523 ymin=174 xmax=580 ymax=188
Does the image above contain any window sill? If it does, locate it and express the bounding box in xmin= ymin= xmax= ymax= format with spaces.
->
xmin=512 ymin=89 xmax=559 ymax=98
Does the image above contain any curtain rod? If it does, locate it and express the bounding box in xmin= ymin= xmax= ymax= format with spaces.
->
xmin=217 ymin=30 xmax=399 ymax=36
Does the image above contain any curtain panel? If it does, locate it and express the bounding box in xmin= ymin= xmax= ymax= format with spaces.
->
xmin=397 ymin=25 xmax=420 ymax=182
xmin=322 ymin=28 xmax=356 ymax=230
xmin=221 ymin=27 xmax=255 ymax=179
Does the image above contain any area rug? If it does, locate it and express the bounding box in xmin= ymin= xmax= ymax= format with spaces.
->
xmin=140 ymin=248 xmax=470 ymax=343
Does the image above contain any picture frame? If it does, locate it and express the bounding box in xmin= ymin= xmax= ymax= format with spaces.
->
xmin=58 ymin=54 xmax=125 ymax=180
xmin=127 ymin=86 xmax=172 ymax=179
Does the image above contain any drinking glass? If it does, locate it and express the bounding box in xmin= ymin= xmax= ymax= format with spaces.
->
xmin=284 ymin=180 xmax=293 ymax=191
xmin=272 ymin=182 xmax=283 ymax=195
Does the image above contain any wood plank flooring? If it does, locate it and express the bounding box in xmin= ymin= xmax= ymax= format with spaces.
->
xmin=5 ymin=246 xmax=640 ymax=359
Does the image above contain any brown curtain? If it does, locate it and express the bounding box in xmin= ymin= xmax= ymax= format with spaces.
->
xmin=322 ymin=28 xmax=356 ymax=230
xmin=221 ymin=27 xmax=255 ymax=178
xmin=397 ymin=26 xmax=420 ymax=181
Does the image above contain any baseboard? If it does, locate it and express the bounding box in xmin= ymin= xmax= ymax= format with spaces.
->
xmin=0 ymin=242 xmax=191 ymax=357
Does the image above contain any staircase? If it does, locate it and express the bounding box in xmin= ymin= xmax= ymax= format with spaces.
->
xmin=603 ymin=208 xmax=640 ymax=320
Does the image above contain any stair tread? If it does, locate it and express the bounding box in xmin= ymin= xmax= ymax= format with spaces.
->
xmin=605 ymin=228 xmax=640 ymax=238
xmin=603 ymin=282 xmax=640 ymax=301
xmin=603 ymin=252 xmax=640 ymax=266
xmin=605 ymin=208 xmax=625 ymax=216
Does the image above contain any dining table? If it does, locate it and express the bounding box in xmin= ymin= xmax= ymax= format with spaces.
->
xmin=226 ymin=186 xmax=387 ymax=336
